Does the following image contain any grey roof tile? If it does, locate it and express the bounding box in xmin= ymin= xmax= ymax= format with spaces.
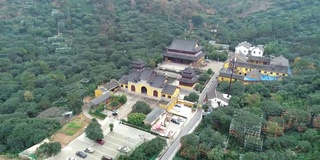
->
xmin=88 ymin=92 xmax=111 ymax=106
xmin=104 ymin=81 xmax=119 ymax=90
xmin=163 ymin=51 xmax=205 ymax=61
xmin=161 ymin=84 xmax=177 ymax=95
xmin=150 ymin=75 xmax=166 ymax=88
xmin=144 ymin=107 xmax=166 ymax=124
xmin=167 ymin=39 xmax=202 ymax=52
xmin=207 ymin=90 xmax=230 ymax=103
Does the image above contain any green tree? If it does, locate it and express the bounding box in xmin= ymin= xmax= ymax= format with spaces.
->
xmin=85 ymin=119 xmax=104 ymax=141
xmin=24 ymin=90 xmax=34 ymax=101
xmin=36 ymin=142 xmax=61 ymax=158
xmin=132 ymin=101 xmax=152 ymax=114
xmin=67 ymin=93 xmax=83 ymax=114
xmin=207 ymin=68 xmax=213 ymax=74
xmin=129 ymin=137 xmax=166 ymax=160
xmin=207 ymin=147 xmax=224 ymax=160
xmin=184 ymin=92 xmax=199 ymax=102
xmin=191 ymin=15 xmax=203 ymax=27
xmin=21 ymin=72 xmax=36 ymax=90
xmin=109 ymin=123 xmax=114 ymax=132
xmin=180 ymin=134 xmax=200 ymax=159
xmin=127 ymin=113 xmax=146 ymax=126
xmin=202 ymin=104 xmax=209 ymax=112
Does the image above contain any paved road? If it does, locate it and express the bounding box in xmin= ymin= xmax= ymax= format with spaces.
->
xmin=160 ymin=108 xmax=202 ymax=160
xmin=198 ymin=61 xmax=224 ymax=104
xmin=160 ymin=61 xmax=224 ymax=160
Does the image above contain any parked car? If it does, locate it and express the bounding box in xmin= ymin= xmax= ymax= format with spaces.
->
xmin=112 ymin=110 xmax=118 ymax=116
xmin=96 ymin=139 xmax=105 ymax=145
xmin=76 ymin=151 xmax=87 ymax=158
xmin=118 ymin=146 xmax=130 ymax=154
xmin=171 ymin=118 xmax=180 ymax=125
xmin=66 ymin=156 xmax=76 ymax=160
xmin=174 ymin=104 xmax=181 ymax=108
xmin=84 ymin=147 xmax=95 ymax=153
xmin=101 ymin=155 xmax=113 ymax=160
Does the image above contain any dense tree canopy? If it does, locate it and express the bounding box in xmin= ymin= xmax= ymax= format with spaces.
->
xmin=85 ymin=119 xmax=103 ymax=141
xmin=0 ymin=0 xmax=320 ymax=158
xmin=131 ymin=101 xmax=152 ymax=115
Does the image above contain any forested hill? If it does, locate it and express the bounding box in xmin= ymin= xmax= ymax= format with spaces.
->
xmin=0 ymin=0 xmax=319 ymax=156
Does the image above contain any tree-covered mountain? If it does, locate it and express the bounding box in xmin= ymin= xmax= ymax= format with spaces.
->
xmin=0 ymin=0 xmax=319 ymax=158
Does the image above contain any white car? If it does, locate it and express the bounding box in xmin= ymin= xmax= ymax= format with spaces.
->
xmin=84 ymin=147 xmax=95 ymax=153
xmin=66 ymin=156 xmax=76 ymax=160
xmin=118 ymin=146 xmax=130 ymax=154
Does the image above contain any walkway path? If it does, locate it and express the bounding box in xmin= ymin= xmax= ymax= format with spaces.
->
xmin=159 ymin=61 xmax=224 ymax=160
xmin=160 ymin=108 xmax=202 ymax=160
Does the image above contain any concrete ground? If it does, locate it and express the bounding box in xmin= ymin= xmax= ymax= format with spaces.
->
xmin=151 ymin=114 xmax=187 ymax=139
xmin=169 ymin=104 xmax=195 ymax=121
xmin=199 ymin=60 xmax=224 ymax=73
xmin=158 ymin=62 xmax=190 ymax=73
xmin=52 ymin=119 xmax=156 ymax=160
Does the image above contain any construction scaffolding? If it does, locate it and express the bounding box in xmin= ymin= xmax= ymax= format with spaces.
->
xmin=229 ymin=111 xmax=263 ymax=151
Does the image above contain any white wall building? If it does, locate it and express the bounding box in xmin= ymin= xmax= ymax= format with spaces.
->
xmin=235 ymin=41 xmax=264 ymax=57
xmin=206 ymin=90 xmax=231 ymax=108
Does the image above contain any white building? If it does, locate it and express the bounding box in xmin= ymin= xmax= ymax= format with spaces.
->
xmin=235 ymin=41 xmax=264 ymax=57
xmin=206 ymin=90 xmax=231 ymax=108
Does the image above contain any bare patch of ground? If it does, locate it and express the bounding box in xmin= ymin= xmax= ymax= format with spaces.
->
xmin=238 ymin=1 xmax=271 ymax=18
xmin=50 ymin=113 xmax=91 ymax=147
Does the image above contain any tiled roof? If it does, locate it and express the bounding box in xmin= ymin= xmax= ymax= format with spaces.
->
xmin=237 ymin=41 xmax=252 ymax=49
xmin=219 ymin=69 xmax=244 ymax=80
xmin=118 ymin=68 xmax=166 ymax=88
xmin=119 ymin=75 xmax=129 ymax=84
xmin=104 ymin=81 xmax=119 ymax=90
xmin=207 ymin=90 xmax=230 ymax=103
xmin=139 ymin=69 xmax=154 ymax=81
xmin=270 ymin=55 xmax=289 ymax=66
xmin=163 ymin=51 xmax=205 ymax=61
xmin=248 ymin=55 xmax=271 ymax=63
xmin=180 ymin=67 xmax=197 ymax=78
xmin=178 ymin=76 xmax=198 ymax=83
xmin=235 ymin=61 xmax=289 ymax=74
xmin=150 ymin=75 xmax=166 ymax=88
xmin=167 ymin=39 xmax=203 ymax=52
xmin=161 ymin=84 xmax=177 ymax=95
xmin=144 ymin=107 xmax=166 ymax=124
xmin=88 ymin=92 xmax=111 ymax=107
xmin=245 ymin=69 xmax=263 ymax=80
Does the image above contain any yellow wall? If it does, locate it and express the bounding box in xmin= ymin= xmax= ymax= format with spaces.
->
xmin=128 ymin=82 xmax=162 ymax=98
xmin=223 ymin=62 xmax=229 ymax=69
xmin=160 ymin=98 xmax=178 ymax=111
xmin=218 ymin=76 xmax=236 ymax=82
xmin=95 ymin=89 xmax=103 ymax=97
xmin=179 ymin=82 xmax=196 ymax=90
xmin=236 ymin=67 xmax=286 ymax=77
xmin=177 ymin=100 xmax=195 ymax=108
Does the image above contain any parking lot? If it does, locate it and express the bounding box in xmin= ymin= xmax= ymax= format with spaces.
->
xmin=53 ymin=119 xmax=156 ymax=160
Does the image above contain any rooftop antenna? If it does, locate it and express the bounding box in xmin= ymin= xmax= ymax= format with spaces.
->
xmin=227 ymin=56 xmax=236 ymax=98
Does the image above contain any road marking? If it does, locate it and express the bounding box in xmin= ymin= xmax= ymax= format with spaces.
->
xmin=95 ymin=148 xmax=118 ymax=157
xmin=100 ymin=144 xmax=119 ymax=152
xmin=86 ymin=153 xmax=100 ymax=160
xmin=107 ymin=134 xmax=136 ymax=146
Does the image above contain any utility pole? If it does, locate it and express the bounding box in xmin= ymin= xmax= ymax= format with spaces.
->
xmin=227 ymin=56 xmax=236 ymax=98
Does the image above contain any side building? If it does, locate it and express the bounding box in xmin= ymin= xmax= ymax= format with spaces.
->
xmin=178 ymin=67 xmax=199 ymax=89
xmin=163 ymin=39 xmax=205 ymax=67
xmin=119 ymin=60 xmax=180 ymax=99
xmin=219 ymin=55 xmax=291 ymax=84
